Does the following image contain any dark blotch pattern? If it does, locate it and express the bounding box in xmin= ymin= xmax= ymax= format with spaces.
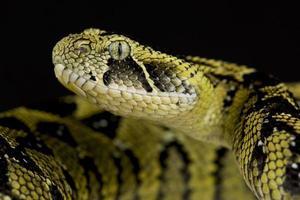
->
xmin=0 ymin=137 xmax=10 ymax=196
xmin=124 ymin=149 xmax=141 ymax=184
xmin=145 ymin=63 xmax=194 ymax=94
xmin=0 ymin=116 xmax=53 ymax=155
xmin=81 ymin=111 xmax=121 ymax=139
xmin=124 ymin=149 xmax=141 ymax=200
xmin=36 ymin=122 xmax=78 ymax=148
xmin=283 ymin=162 xmax=300 ymax=195
xmin=112 ymin=156 xmax=123 ymax=200
xmin=245 ymin=96 xmax=300 ymax=119
xmin=158 ymin=141 xmax=191 ymax=200
xmin=283 ymin=133 xmax=300 ymax=195
xmin=223 ymin=86 xmax=238 ymax=109
xmin=50 ymin=184 xmax=64 ymax=200
xmin=145 ymin=64 xmax=175 ymax=93
xmin=16 ymin=133 xmax=53 ymax=156
xmin=243 ymin=72 xmax=281 ymax=88
xmin=290 ymin=134 xmax=300 ymax=155
xmin=0 ymin=117 xmax=52 ymax=174
xmin=104 ymin=57 xmax=153 ymax=92
xmin=0 ymin=135 xmax=44 ymax=176
xmin=260 ymin=115 xmax=295 ymax=140
xmin=250 ymin=141 xmax=267 ymax=178
xmin=207 ymin=71 xmax=280 ymax=89
xmin=213 ymin=148 xmax=228 ymax=200
xmin=61 ymin=168 xmax=77 ymax=199
xmin=247 ymin=97 xmax=298 ymax=179
xmin=0 ymin=117 xmax=31 ymax=133
xmin=78 ymin=156 xmax=103 ymax=197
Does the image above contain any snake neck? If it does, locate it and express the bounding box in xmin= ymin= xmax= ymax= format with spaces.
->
xmin=170 ymin=57 xmax=298 ymax=148
xmin=156 ymin=57 xmax=256 ymax=147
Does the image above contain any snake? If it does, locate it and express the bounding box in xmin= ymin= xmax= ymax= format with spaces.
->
xmin=0 ymin=28 xmax=300 ymax=200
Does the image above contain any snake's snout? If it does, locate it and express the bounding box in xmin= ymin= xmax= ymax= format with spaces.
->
xmin=52 ymin=55 xmax=63 ymax=66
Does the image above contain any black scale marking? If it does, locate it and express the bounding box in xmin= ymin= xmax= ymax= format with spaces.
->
xmin=213 ymin=148 xmax=228 ymax=200
xmin=157 ymin=141 xmax=191 ymax=200
xmin=232 ymin=71 xmax=300 ymax=195
xmin=283 ymin=133 xmax=300 ymax=195
xmin=240 ymin=90 xmax=300 ymax=191
xmin=0 ymin=117 xmax=88 ymax=198
xmin=0 ymin=135 xmax=44 ymax=177
xmin=245 ymin=95 xmax=300 ymax=119
xmin=36 ymin=122 xmax=78 ymax=148
xmin=61 ymin=168 xmax=78 ymax=199
xmin=0 ymin=117 xmax=31 ymax=133
xmin=0 ymin=137 xmax=10 ymax=196
xmin=144 ymin=63 xmax=194 ymax=94
xmin=104 ymin=57 xmax=153 ymax=92
xmin=250 ymin=140 xmax=267 ymax=178
xmin=0 ymin=117 xmax=53 ymax=171
xmin=112 ymin=155 xmax=123 ymax=200
xmin=50 ymin=184 xmax=64 ymax=200
xmin=223 ymin=85 xmax=239 ymax=109
xmin=16 ymin=133 xmax=54 ymax=156
xmin=144 ymin=63 xmax=175 ymax=93
xmin=247 ymin=97 xmax=299 ymax=178
xmin=283 ymin=161 xmax=300 ymax=195
xmin=78 ymin=156 xmax=103 ymax=199
xmin=81 ymin=111 xmax=121 ymax=139
xmin=242 ymin=72 xmax=281 ymax=88
xmin=123 ymin=149 xmax=141 ymax=200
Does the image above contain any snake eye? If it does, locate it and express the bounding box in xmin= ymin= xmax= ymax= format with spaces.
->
xmin=109 ymin=40 xmax=131 ymax=60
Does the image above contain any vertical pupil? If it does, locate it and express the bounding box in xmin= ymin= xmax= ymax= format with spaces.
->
xmin=118 ymin=43 xmax=122 ymax=57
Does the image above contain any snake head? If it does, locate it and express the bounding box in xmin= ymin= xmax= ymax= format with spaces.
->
xmin=52 ymin=28 xmax=199 ymax=120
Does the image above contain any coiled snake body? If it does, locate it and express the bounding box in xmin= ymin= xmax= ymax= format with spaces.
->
xmin=1 ymin=28 xmax=300 ymax=200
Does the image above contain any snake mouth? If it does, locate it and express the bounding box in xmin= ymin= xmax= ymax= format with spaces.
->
xmin=55 ymin=64 xmax=197 ymax=101
xmin=54 ymin=63 xmax=197 ymax=118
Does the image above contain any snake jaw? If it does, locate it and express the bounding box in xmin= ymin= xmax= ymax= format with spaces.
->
xmin=54 ymin=62 xmax=198 ymax=120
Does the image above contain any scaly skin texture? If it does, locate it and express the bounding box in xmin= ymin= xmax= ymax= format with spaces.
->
xmin=0 ymin=28 xmax=300 ymax=199
xmin=0 ymin=97 xmax=254 ymax=200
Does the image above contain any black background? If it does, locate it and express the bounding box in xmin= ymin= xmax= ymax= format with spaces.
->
xmin=1 ymin=1 xmax=300 ymax=110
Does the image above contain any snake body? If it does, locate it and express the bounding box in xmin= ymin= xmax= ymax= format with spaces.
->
xmin=1 ymin=28 xmax=300 ymax=199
